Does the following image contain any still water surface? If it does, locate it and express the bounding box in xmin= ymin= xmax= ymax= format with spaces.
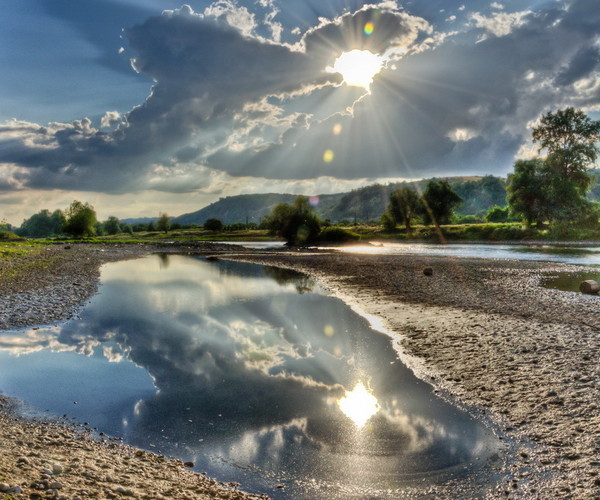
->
xmin=331 ymin=242 xmax=600 ymax=265
xmin=0 ymin=255 xmax=502 ymax=498
xmin=221 ymin=240 xmax=600 ymax=266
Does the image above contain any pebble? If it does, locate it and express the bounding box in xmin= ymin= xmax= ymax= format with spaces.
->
xmin=114 ymin=486 xmax=135 ymax=496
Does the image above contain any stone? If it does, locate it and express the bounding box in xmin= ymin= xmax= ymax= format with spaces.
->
xmin=114 ymin=486 xmax=135 ymax=496
xmin=579 ymin=280 xmax=600 ymax=294
xmin=423 ymin=267 xmax=433 ymax=276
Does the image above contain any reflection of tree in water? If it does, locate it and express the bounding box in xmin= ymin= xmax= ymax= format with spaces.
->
xmin=263 ymin=266 xmax=315 ymax=294
xmin=157 ymin=253 xmax=170 ymax=269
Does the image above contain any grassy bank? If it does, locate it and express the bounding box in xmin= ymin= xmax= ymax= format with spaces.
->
xmin=6 ymin=222 xmax=600 ymax=246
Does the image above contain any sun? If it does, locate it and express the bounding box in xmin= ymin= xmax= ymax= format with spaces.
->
xmin=337 ymin=382 xmax=380 ymax=428
xmin=329 ymin=49 xmax=383 ymax=90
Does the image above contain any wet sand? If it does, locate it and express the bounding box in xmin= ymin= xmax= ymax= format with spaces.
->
xmin=0 ymin=243 xmax=599 ymax=498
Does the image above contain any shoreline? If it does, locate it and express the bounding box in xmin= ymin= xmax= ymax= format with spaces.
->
xmin=0 ymin=243 xmax=599 ymax=498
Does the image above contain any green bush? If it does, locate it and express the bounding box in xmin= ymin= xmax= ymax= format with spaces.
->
xmin=204 ymin=218 xmax=224 ymax=231
xmin=0 ymin=231 xmax=23 ymax=240
xmin=317 ymin=227 xmax=361 ymax=244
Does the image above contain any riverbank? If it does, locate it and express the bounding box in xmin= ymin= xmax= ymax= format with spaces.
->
xmin=0 ymin=243 xmax=598 ymax=498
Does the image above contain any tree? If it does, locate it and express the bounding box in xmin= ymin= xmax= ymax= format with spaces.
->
xmin=156 ymin=213 xmax=170 ymax=233
xmin=506 ymin=159 xmax=549 ymax=227
xmin=103 ymin=216 xmax=121 ymax=235
xmin=421 ymin=180 xmax=462 ymax=227
xmin=533 ymin=107 xmax=600 ymax=189
xmin=17 ymin=209 xmax=65 ymax=238
xmin=204 ymin=218 xmax=224 ymax=231
xmin=263 ymin=196 xmax=321 ymax=245
xmin=484 ymin=205 xmax=511 ymax=223
xmin=388 ymin=186 xmax=421 ymax=231
xmin=532 ymin=107 xmax=600 ymax=223
xmin=63 ymin=201 xmax=97 ymax=238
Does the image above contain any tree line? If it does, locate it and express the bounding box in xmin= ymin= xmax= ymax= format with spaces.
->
xmin=15 ymin=202 xmax=175 ymax=239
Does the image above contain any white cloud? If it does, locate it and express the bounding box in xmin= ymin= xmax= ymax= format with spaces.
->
xmin=470 ymin=10 xmax=532 ymax=37
xmin=203 ymin=0 xmax=257 ymax=37
xmin=448 ymin=128 xmax=479 ymax=142
xmin=100 ymin=111 xmax=122 ymax=128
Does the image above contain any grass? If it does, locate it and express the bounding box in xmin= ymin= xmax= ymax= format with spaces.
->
xmin=9 ymin=222 xmax=600 ymax=247
xmin=0 ymin=242 xmax=58 ymax=281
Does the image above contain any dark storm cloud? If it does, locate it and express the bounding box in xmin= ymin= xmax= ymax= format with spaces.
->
xmin=0 ymin=3 xmax=337 ymax=192
xmin=0 ymin=0 xmax=598 ymax=192
xmin=207 ymin=0 xmax=600 ymax=180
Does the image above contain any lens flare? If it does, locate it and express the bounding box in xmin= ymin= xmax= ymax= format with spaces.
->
xmin=332 ymin=123 xmax=343 ymax=135
xmin=323 ymin=149 xmax=335 ymax=163
xmin=364 ymin=22 xmax=374 ymax=35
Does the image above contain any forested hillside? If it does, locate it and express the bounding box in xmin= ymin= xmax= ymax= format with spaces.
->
xmin=172 ymin=176 xmax=511 ymax=225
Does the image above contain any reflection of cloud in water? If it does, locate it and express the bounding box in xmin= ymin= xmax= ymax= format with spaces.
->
xmin=0 ymin=255 xmax=499 ymax=489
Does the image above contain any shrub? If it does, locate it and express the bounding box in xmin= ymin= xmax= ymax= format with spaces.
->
xmin=204 ymin=218 xmax=224 ymax=231
xmin=317 ymin=227 xmax=360 ymax=244
xmin=0 ymin=231 xmax=23 ymax=240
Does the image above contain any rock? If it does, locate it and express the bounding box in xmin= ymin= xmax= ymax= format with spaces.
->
xmin=184 ymin=461 xmax=194 ymax=468
xmin=52 ymin=464 xmax=64 ymax=474
xmin=114 ymin=486 xmax=135 ymax=496
xmin=49 ymin=481 xmax=63 ymax=489
xmin=423 ymin=267 xmax=433 ymax=276
xmin=579 ymin=280 xmax=600 ymax=294
xmin=0 ymin=483 xmax=10 ymax=492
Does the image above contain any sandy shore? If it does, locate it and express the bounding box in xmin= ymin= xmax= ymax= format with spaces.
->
xmin=0 ymin=243 xmax=599 ymax=498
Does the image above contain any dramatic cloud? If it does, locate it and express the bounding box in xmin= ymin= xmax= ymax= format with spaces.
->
xmin=0 ymin=0 xmax=598 ymax=208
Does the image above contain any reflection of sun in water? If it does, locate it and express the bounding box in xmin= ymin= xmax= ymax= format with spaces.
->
xmin=337 ymin=383 xmax=380 ymax=428
xmin=329 ymin=49 xmax=383 ymax=90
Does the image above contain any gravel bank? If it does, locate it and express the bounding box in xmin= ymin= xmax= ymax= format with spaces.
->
xmin=1 ymin=243 xmax=599 ymax=499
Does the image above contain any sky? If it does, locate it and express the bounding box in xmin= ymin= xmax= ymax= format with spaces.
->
xmin=0 ymin=0 xmax=599 ymax=225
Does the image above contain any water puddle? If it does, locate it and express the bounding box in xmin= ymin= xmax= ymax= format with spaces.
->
xmin=0 ymin=255 xmax=505 ymax=498
xmin=541 ymin=270 xmax=600 ymax=293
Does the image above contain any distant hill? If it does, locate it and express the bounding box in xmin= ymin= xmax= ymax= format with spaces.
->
xmin=120 ymin=217 xmax=158 ymax=226
xmin=170 ymin=175 xmax=510 ymax=225
xmin=174 ymin=193 xmax=298 ymax=226
xmin=121 ymin=171 xmax=600 ymax=227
